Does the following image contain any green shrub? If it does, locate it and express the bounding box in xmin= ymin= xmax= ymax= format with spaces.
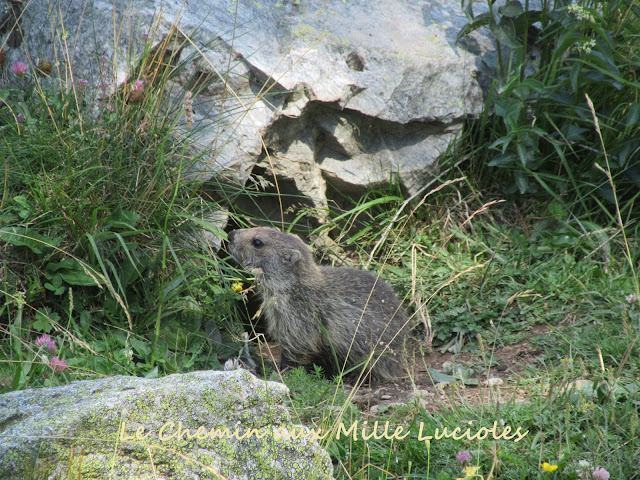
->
xmin=458 ymin=0 xmax=640 ymax=216
xmin=0 ymin=33 xmax=240 ymax=390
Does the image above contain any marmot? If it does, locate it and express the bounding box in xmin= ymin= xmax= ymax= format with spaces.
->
xmin=228 ymin=227 xmax=408 ymax=381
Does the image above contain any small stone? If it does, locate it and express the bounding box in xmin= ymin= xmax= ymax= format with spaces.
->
xmin=483 ymin=377 xmax=503 ymax=387
xmin=413 ymin=389 xmax=434 ymax=399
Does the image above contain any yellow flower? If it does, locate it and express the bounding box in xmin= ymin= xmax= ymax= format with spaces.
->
xmin=456 ymin=465 xmax=483 ymax=479
xmin=231 ymin=281 xmax=244 ymax=293
xmin=541 ymin=462 xmax=558 ymax=472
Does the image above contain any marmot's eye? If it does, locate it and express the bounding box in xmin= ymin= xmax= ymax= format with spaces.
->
xmin=251 ymin=238 xmax=264 ymax=248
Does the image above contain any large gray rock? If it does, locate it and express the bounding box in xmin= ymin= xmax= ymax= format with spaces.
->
xmin=3 ymin=0 xmax=492 ymax=224
xmin=0 ymin=370 xmax=333 ymax=479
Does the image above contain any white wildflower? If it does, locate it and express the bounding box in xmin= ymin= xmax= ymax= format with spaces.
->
xmin=567 ymin=4 xmax=595 ymax=23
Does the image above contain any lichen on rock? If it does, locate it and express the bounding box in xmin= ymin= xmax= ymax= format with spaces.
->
xmin=0 ymin=370 xmax=333 ymax=479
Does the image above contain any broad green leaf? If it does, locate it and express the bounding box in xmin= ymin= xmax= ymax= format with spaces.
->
xmin=517 ymin=143 xmax=529 ymax=167
xmin=45 ymin=258 xmax=103 ymax=286
xmin=488 ymin=153 xmax=516 ymax=167
xmin=428 ymin=368 xmax=478 ymax=386
xmin=494 ymin=97 xmax=521 ymax=121
xmin=456 ymin=12 xmax=492 ymax=43
xmin=514 ymin=170 xmax=529 ymax=194
xmin=553 ymin=31 xmax=584 ymax=63
xmin=428 ymin=368 xmax=456 ymax=384
xmin=130 ymin=337 xmax=151 ymax=356
xmin=33 ymin=311 xmax=53 ymax=333
xmin=461 ymin=0 xmax=474 ymax=21
xmin=563 ymin=125 xmax=589 ymax=142
xmin=0 ymin=227 xmax=59 ymax=254
xmin=512 ymin=10 xmax=543 ymax=36
xmin=13 ymin=196 xmax=32 ymax=219
xmin=626 ymin=103 xmax=640 ymax=129
xmin=499 ymin=1 xmax=523 ymax=17
xmin=12 ymin=367 xmax=24 ymax=391
xmin=520 ymin=78 xmax=546 ymax=93
xmin=491 ymin=17 xmax=521 ymax=48
xmin=105 ymin=210 xmax=140 ymax=230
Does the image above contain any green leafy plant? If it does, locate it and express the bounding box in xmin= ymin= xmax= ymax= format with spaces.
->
xmin=458 ymin=0 xmax=640 ymax=213
xmin=0 ymin=19 xmax=244 ymax=390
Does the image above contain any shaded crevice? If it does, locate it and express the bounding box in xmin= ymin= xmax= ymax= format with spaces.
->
xmin=231 ymin=95 xmax=448 ymax=223
xmin=260 ymin=99 xmax=447 ymax=196
xmin=187 ymin=69 xmax=219 ymax=94
xmin=246 ymin=66 xmax=289 ymax=98
xmin=266 ymin=100 xmax=448 ymax=158
xmin=231 ymin=164 xmax=320 ymax=228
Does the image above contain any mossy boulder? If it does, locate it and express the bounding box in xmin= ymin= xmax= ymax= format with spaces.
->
xmin=0 ymin=370 xmax=333 ymax=479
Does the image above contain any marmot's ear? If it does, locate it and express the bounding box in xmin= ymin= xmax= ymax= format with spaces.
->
xmin=282 ymin=249 xmax=302 ymax=265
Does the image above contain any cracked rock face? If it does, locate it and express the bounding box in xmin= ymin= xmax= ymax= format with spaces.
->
xmin=8 ymin=0 xmax=493 ymax=223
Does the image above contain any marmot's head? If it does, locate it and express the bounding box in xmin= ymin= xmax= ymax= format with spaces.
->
xmin=228 ymin=227 xmax=315 ymax=282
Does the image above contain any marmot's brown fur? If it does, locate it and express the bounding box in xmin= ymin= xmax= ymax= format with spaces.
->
xmin=228 ymin=227 xmax=408 ymax=381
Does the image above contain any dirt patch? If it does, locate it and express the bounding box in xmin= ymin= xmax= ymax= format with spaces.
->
xmin=351 ymin=325 xmax=549 ymax=412
xmin=254 ymin=324 xmax=548 ymax=413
